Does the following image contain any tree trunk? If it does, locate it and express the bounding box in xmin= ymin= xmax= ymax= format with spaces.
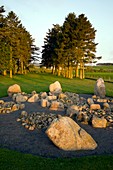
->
xmin=13 ymin=63 xmax=17 ymax=75
xmin=69 ymin=66 xmax=73 ymax=79
xmin=61 ymin=67 xmax=65 ymax=77
xmin=79 ymin=61 xmax=83 ymax=79
xmin=65 ymin=67 xmax=68 ymax=78
xmin=21 ymin=61 xmax=24 ymax=74
xmin=3 ymin=70 xmax=7 ymax=76
xmin=75 ymin=63 xmax=79 ymax=78
xmin=82 ymin=62 xmax=85 ymax=79
xmin=10 ymin=46 xmax=13 ymax=78
xmin=52 ymin=65 xmax=55 ymax=74
xmin=58 ymin=66 xmax=61 ymax=76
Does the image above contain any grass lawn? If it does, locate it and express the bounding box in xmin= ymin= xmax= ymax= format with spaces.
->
xmin=0 ymin=72 xmax=113 ymax=170
xmin=85 ymin=72 xmax=113 ymax=82
xmin=0 ymin=148 xmax=113 ymax=170
xmin=0 ymin=72 xmax=113 ymax=97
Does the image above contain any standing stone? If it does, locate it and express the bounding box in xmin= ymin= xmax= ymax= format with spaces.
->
xmin=46 ymin=116 xmax=97 ymax=151
xmin=7 ymin=84 xmax=21 ymax=96
xmin=94 ymin=78 xmax=106 ymax=98
xmin=49 ymin=81 xmax=62 ymax=94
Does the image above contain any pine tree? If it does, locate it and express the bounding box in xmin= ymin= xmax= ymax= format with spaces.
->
xmin=0 ymin=9 xmax=35 ymax=77
xmin=75 ymin=14 xmax=98 ymax=79
xmin=62 ymin=13 xmax=78 ymax=78
xmin=42 ymin=24 xmax=63 ymax=74
xmin=41 ymin=12 xmax=99 ymax=79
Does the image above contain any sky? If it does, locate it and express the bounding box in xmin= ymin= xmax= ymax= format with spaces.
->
xmin=1 ymin=0 xmax=113 ymax=63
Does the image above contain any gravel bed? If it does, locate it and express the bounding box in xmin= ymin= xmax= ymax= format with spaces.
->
xmin=0 ymin=95 xmax=113 ymax=158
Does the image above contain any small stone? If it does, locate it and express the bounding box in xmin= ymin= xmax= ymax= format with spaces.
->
xmin=50 ymin=101 xmax=64 ymax=111
xmin=19 ymin=103 xmax=25 ymax=110
xmin=22 ymin=122 xmax=27 ymax=126
xmin=29 ymin=126 xmax=35 ymax=131
xmin=0 ymin=100 xmax=4 ymax=104
xmin=90 ymin=104 xmax=101 ymax=110
xmin=16 ymin=93 xmax=28 ymax=103
xmin=25 ymin=125 xmax=29 ymax=129
xmin=28 ymin=94 xmax=39 ymax=102
xmin=92 ymin=95 xmax=97 ymax=99
xmin=40 ymin=92 xmax=47 ymax=99
xmin=103 ymin=102 xmax=110 ymax=109
xmin=47 ymin=96 xmax=57 ymax=100
xmin=11 ymin=104 xmax=19 ymax=111
xmin=97 ymin=99 xmax=107 ymax=102
xmin=59 ymin=93 xmax=67 ymax=99
xmin=31 ymin=91 xmax=37 ymax=95
xmin=87 ymin=98 xmax=94 ymax=105
xmin=92 ymin=116 xmax=107 ymax=128
xmin=41 ymin=99 xmax=48 ymax=107
xmin=17 ymin=118 xmax=21 ymax=122
xmin=21 ymin=111 xmax=28 ymax=117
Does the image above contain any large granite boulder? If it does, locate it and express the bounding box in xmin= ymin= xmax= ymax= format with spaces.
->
xmin=7 ymin=84 xmax=21 ymax=96
xmin=49 ymin=81 xmax=62 ymax=94
xmin=94 ymin=78 xmax=106 ymax=98
xmin=46 ymin=116 xmax=97 ymax=151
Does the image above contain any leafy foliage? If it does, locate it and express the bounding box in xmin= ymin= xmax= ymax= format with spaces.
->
xmin=42 ymin=12 xmax=100 ymax=79
xmin=0 ymin=7 xmax=39 ymax=77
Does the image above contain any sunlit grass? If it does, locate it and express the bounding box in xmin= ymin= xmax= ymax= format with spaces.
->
xmin=0 ymin=72 xmax=113 ymax=97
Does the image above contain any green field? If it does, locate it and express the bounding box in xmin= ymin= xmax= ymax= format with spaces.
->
xmin=0 ymin=72 xmax=113 ymax=97
xmin=85 ymin=72 xmax=113 ymax=82
xmin=0 ymin=72 xmax=113 ymax=170
xmin=0 ymin=148 xmax=113 ymax=170
xmin=85 ymin=65 xmax=113 ymax=82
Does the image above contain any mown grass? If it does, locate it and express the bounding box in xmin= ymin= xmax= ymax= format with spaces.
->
xmin=85 ymin=72 xmax=113 ymax=81
xmin=0 ymin=148 xmax=113 ymax=170
xmin=0 ymin=72 xmax=113 ymax=97
xmin=86 ymin=65 xmax=113 ymax=82
xmin=0 ymin=72 xmax=113 ymax=170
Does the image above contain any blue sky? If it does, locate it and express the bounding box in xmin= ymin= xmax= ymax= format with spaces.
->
xmin=1 ymin=0 xmax=113 ymax=63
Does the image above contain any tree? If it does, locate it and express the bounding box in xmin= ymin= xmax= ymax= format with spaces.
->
xmin=30 ymin=44 xmax=40 ymax=64
xmin=0 ymin=6 xmax=10 ymax=75
xmin=0 ymin=9 xmax=36 ymax=77
xmin=42 ymin=12 xmax=99 ymax=79
xmin=42 ymin=24 xmax=63 ymax=74
xmin=62 ymin=13 xmax=78 ymax=78
xmin=75 ymin=14 xmax=98 ymax=79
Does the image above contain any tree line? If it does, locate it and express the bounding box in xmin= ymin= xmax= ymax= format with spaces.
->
xmin=0 ymin=6 xmax=39 ymax=78
xmin=42 ymin=13 xmax=101 ymax=79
